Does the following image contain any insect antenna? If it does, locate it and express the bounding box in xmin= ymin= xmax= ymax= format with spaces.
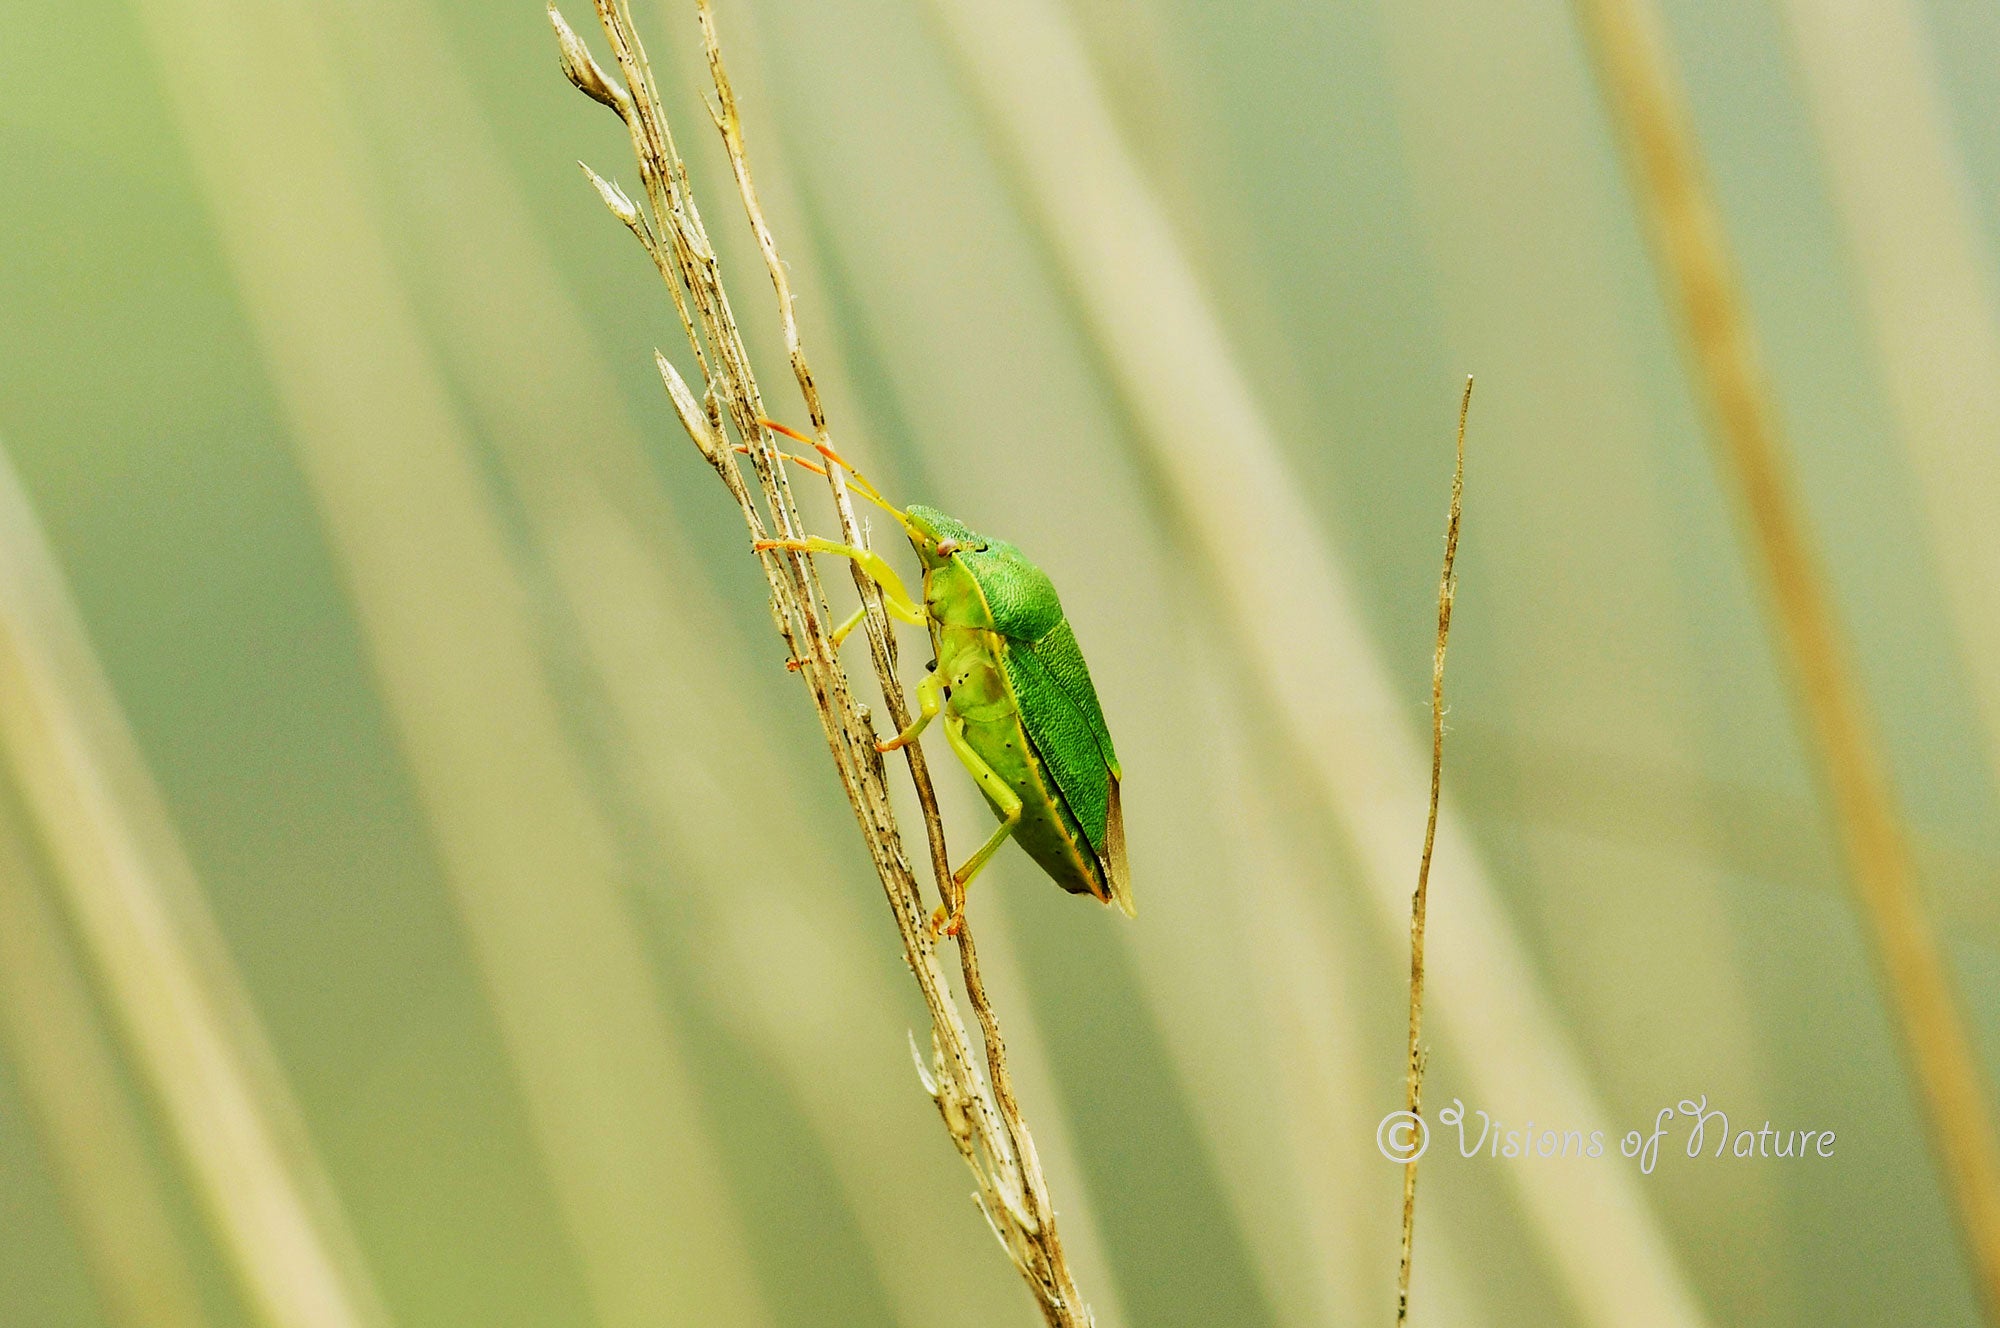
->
xmin=735 ymin=439 xmax=833 ymax=479
xmin=743 ymin=417 xmax=910 ymax=530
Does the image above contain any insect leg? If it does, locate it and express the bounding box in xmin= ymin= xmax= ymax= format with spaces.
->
xmin=752 ymin=536 xmax=926 ymax=626
xmin=931 ymin=716 xmax=1024 ymax=937
xmin=878 ymin=667 xmax=943 ymax=752
xmin=828 ymin=604 xmax=868 ymax=647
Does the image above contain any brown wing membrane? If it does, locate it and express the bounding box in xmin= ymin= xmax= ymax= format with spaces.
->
xmin=1102 ymin=772 xmax=1134 ymax=918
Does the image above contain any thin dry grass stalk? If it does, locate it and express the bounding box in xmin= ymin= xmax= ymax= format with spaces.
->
xmin=923 ymin=5 xmax=1711 ymax=1320
xmin=1573 ymin=0 xmax=2000 ymax=1318
xmin=1397 ymin=377 xmax=1471 ymax=1325
xmin=550 ymin=2 xmax=1092 ymax=1321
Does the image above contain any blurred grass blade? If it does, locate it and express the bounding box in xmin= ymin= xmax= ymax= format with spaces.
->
xmin=0 ymin=446 xmax=389 ymax=1328
xmin=0 ymin=762 xmax=206 ymax=1328
xmin=1772 ymin=0 xmax=2000 ymax=800
xmin=919 ymin=0 xmax=1711 ymax=1322
xmin=123 ymin=2 xmax=774 ymax=1324
xmin=1189 ymin=644 xmax=1488 ymax=1325
xmin=1367 ymin=1 xmax=1784 ymax=1291
xmin=1572 ymin=0 xmax=2000 ymax=1315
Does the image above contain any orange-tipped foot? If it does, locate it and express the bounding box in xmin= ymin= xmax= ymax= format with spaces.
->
xmin=927 ymin=903 xmax=964 ymax=940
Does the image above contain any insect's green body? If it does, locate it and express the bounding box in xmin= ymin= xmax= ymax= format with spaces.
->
xmin=903 ymin=506 xmax=1131 ymax=914
xmin=752 ymin=431 xmax=1130 ymax=922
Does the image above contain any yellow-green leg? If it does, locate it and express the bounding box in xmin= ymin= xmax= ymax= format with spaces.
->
xmin=878 ymin=668 xmax=944 ymax=752
xmin=932 ymin=715 xmax=1023 ymax=937
xmin=753 ymin=536 xmax=925 ymax=629
xmin=829 ymin=604 xmax=868 ymax=647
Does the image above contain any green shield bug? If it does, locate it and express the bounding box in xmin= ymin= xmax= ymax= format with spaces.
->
xmin=750 ymin=420 xmax=1132 ymax=936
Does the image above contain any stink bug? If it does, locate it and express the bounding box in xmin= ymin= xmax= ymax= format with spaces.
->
xmin=750 ymin=420 xmax=1132 ymax=936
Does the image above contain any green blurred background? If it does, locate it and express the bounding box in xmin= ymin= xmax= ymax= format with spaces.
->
xmin=3 ymin=0 xmax=1998 ymax=1324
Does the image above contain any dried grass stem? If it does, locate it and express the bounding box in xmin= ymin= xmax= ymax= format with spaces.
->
xmin=552 ymin=3 xmax=1090 ymax=1320
xmin=1396 ymin=376 xmax=1470 ymax=1325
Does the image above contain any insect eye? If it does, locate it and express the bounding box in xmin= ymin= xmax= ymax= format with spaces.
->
xmin=935 ymin=539 xmax=959 ymax=557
